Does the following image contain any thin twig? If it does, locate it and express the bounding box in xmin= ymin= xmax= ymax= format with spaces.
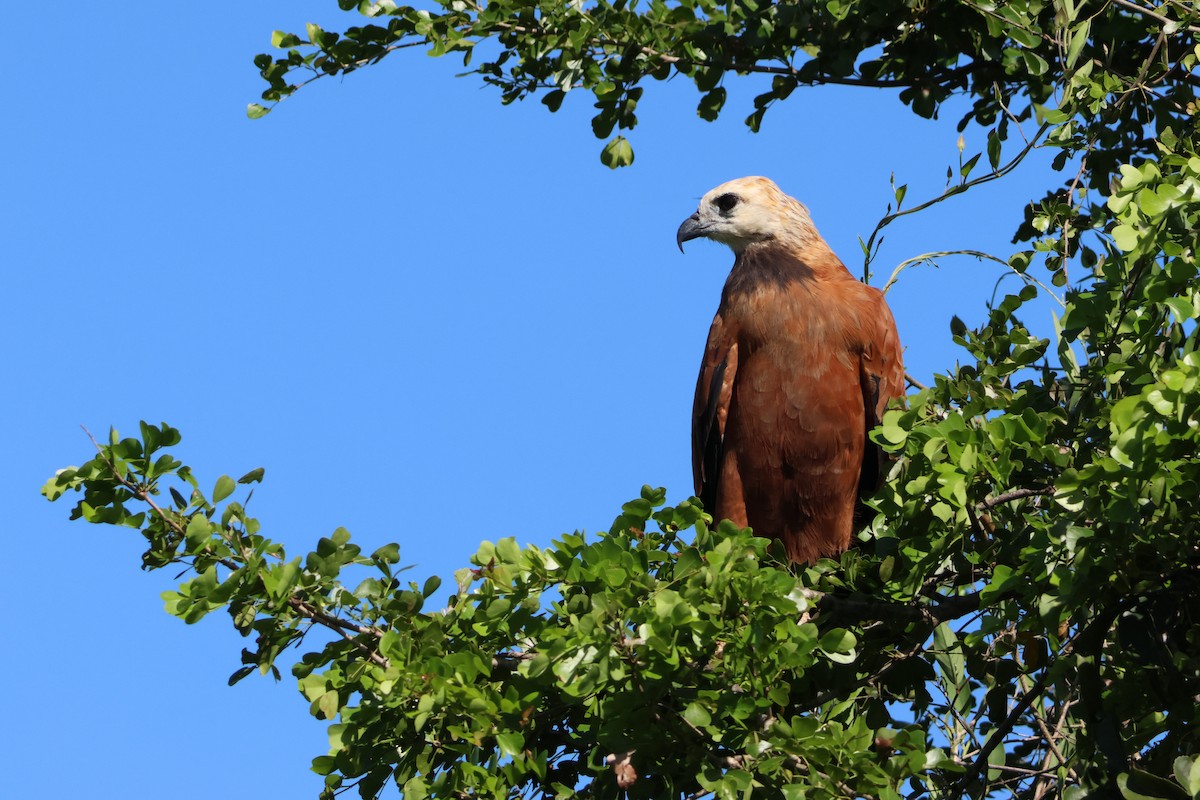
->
xmin=1111 ymin=0 xmax=1200 ymax=34
xmin=977 ymin=487 xmax=1055 ymax=510
xmin=1020 ymin=671 xmax=1078 ymax=794
xmin=290 ymin=598 xmax=389 ymax=667
xmin=883 ymin=248 xmax=1065 ymax=307
xmin=949 ymin=673 xmax=1050 ymax=795
xmin=862 ymin=124 xmax=1051 ymax=279
xmin=991 ymin=762 xmax=1063 ymax=778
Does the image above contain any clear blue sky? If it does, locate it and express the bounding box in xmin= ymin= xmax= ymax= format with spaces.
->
xmin=3 ymin=4 xmax=1065 ymax=798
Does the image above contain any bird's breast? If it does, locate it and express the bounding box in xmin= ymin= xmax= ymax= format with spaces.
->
xmin=721 ymin=284 xmax=866 ymax=459
xmin=725 ymin=283 xmax=858 ymax=364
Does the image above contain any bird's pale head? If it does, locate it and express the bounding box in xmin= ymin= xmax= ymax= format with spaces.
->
xmin=676 ymin=176 xmax=818 ymax=254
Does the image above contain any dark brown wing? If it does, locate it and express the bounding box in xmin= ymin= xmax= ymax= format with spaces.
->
xmin=857 ymin=286 xmax=906 ymax=498
xmin=692 ymin=311 xmax=739 ymax=515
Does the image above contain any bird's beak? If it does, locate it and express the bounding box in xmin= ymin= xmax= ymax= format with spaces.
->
xmin=676 ymin=212 xmax=705 ymax=252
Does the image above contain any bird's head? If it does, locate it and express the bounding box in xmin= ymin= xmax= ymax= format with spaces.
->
xmin=676 ymin=176 xmax=818 ymax=254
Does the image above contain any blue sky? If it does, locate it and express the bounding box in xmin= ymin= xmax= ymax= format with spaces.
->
xmin=4 ymin=3 xmax=1067 ymax=798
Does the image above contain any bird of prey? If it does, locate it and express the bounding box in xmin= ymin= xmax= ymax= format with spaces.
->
xmin=677 ymin=176 xmax=905 ymax=564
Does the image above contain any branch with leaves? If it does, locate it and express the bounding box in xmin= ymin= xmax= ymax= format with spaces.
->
xmin=45 ymin=418 xmax=1075 ymax=800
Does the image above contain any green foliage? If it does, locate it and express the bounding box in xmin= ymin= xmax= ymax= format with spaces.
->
xmin=45 ymin=441 xmax=930 ymax=799
xmin=250 ymin=0 xmax=1195 ymax=176
xmin=43 ymin=0 xmax=1200 ymax=798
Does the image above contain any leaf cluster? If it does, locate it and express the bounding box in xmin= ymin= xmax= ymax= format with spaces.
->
xmin=46 ymin=448 xmax=960 ymax=799
xmin=249 ymin=0 xmax=1196 ymax=176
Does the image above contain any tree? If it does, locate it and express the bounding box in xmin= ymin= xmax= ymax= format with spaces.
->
xmin=44 ymin=1 xmax=1200 ymax=799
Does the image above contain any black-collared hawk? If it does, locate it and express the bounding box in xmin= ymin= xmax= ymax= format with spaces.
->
xmin=677 ymin=177 xmax=905 ymax=564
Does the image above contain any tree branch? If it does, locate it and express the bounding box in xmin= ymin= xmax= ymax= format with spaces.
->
xmin=905 ymin=372 xmax=929 ymax=391
xmin=288 ymin=597 xmax=389 ymax=668
xmin=264 ymin=10 xmax=994 ymax=116
xmin=1110 ymin=0 xmax=1200 ymax=35
xmin=949 ymin=673 xmax=1051 ymax=795
xmin=796 ymin=588 xmax=980 ymax=625
xmin=978 ymin=487 xmax=1055 ymax=509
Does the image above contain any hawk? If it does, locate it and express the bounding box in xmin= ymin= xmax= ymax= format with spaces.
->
xmin=678 ymin=177 xmax=905 ymax=563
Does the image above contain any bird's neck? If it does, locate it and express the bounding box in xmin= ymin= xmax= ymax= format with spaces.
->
xmin=731 ymin=238 xmax=853 ymax=288
xmin=722 ymin=241 xmax=864 ymax=353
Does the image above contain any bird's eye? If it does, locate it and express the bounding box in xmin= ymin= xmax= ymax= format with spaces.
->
xmin=714 ymin=193 xmax=739 ymax=214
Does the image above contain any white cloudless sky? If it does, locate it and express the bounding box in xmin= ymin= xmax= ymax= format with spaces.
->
xmin=3 ymin=3 xmax=1068 ymax=798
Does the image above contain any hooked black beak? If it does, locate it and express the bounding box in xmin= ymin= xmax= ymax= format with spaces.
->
xmin=676 ymin=212 xmax=705 ymax=252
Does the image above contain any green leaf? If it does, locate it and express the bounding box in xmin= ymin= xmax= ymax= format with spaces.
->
xmin=683 ymin=702 xmax=712 ymax=728
xmin=185 ymin=514 xmax=212 ymax=550
xmin=271 ymin=30 xmax=303 ymax=49
xmin=819 ymin=628 xmax=857 ymax=657
xmin=487 ymin=597 xmax=512 ymax=619
xmin=878 ymin=409 xmax=909 ymax=446
xmin=317 ymin=689 xmax=340 ymax=721
xmin=521 ymin=652 xmax=550 ymax=678
xmin=1119 ymin=770 xmax=1190 ymax=800
xmin=600 ymin=135 xmax=634 ymax=168
xmin=495 ymin=537 xmax=521 ymax=564
xmin=1066 ymin=20 xmax=1090 ymax=69
xmin=697 ymin=87 xmax=727 ymax=121
xmin=987 ymin=129 xmax=1002 ymax=170
xmin=1139 ymin=187 xmax=1170 ymax=217
xmin=372 ymin=542 xmax=401 ymax=564
xmin=1112 ymin=224 xmax=1140 ymax=251
xmin=987 ymin=746 xmax=1006 ymax=781
xmin=1008 ymin=26 xmax=1042 ymax=48
xmin=246 ymin=103 xmax=271 ymax=119
xmin=1021 ymin=50 xmax=1049 ymax=75
xmin=1174 ymin=757 xmax=1200 ymax=798
xmin=237 ymin=467 xmax=265 ymax=484
xmin=264 ymin=559 xmax=301 ymax=602
xmin=213 ymin=475 xmax=236 ymax=503
xmin=960 ymin=152 xmax=982 ymax=178
xmin=227 ymin=665 xmax=255 ymax=686
xmin=496 ymin=732 xmax=524 ymax=757
xmin=1164 ymin=296 xmax=1195 ymax=324
xmin=41 ymin=470 xmax=78 ymax=502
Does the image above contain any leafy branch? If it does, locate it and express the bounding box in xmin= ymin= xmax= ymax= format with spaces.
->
xmin=47 ymin=419 xmax=1074 ymax=800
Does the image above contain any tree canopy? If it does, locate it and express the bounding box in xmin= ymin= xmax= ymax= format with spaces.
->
xmin=45 ymin=1 xmax=1200 ymax=799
